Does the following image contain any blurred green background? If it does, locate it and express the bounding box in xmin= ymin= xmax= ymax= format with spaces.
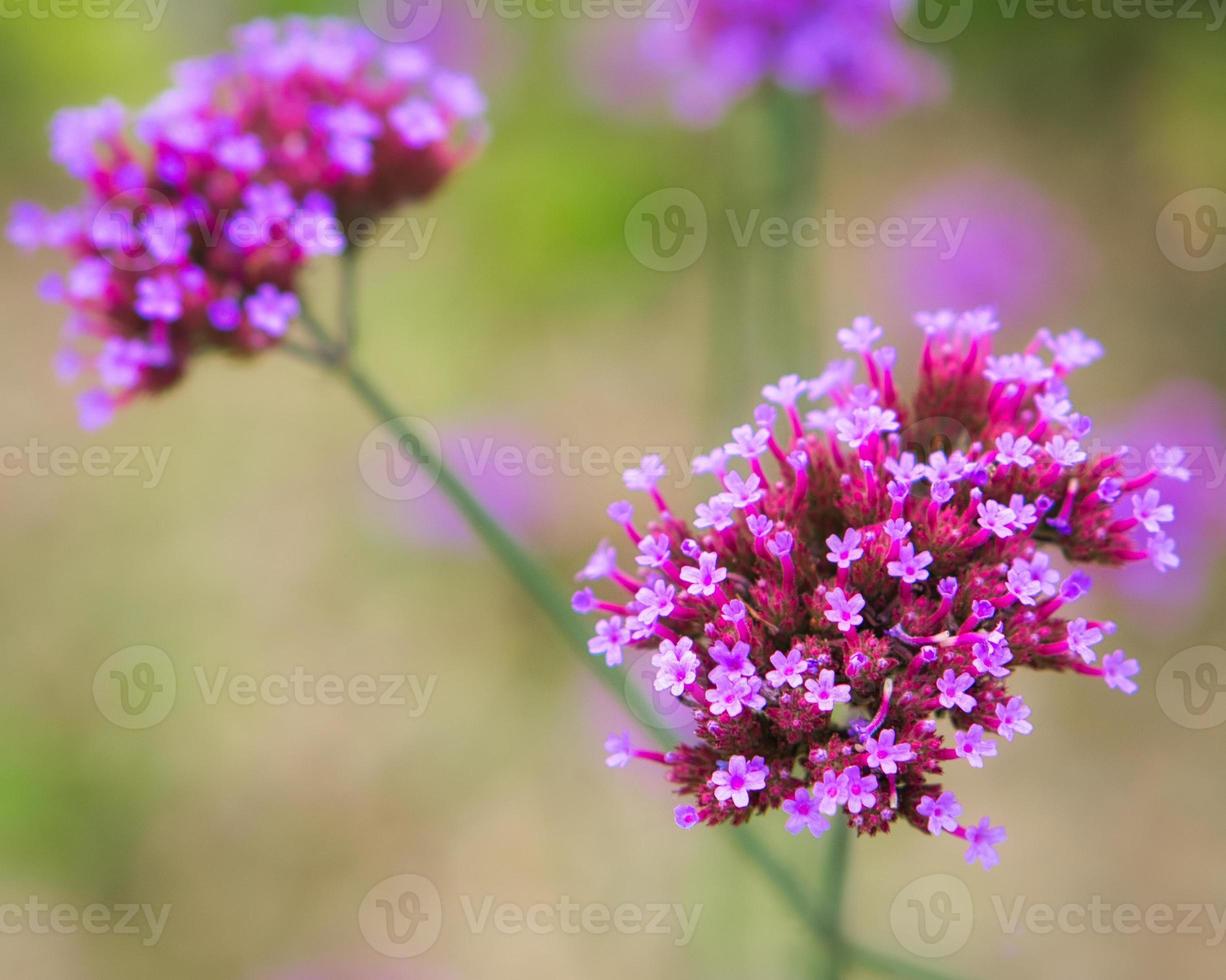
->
xmin=2 ymin=2 xmax=1226 ymax=977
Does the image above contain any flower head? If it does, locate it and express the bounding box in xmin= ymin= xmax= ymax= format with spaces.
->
xmin=13 ymin=17 xmax=487 ymax=427
xmin=574 ymin=312 xmax=1180 ymax=866
xmin=581 ymin=0 xmax=945 ymax=128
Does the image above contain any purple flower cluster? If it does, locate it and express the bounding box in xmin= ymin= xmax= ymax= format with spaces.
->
xmin=577 ymin=311 xmax=1185 ymax=869
xmin=9 ymin=17 xmax=487 ymax=428
xmin=628 ymin=0 xmax=944 ymax=126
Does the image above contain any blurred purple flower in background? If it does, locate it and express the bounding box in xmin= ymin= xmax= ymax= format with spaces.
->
xmin=572 ymin=0 xmax=945 ymax=127
xmin=10 ymin=17 xmax=488 ymax=428
xmin=1101 ymin=379 xmax=1226 ymax=619
xmin=884 ymin=171 xmax=1097 ymax=327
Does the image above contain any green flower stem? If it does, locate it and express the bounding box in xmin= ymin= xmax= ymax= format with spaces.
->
xmin=819 ymin=821 xmax=851 ymax=979
xmin=761 ymin=88 xmax=821 ymax=378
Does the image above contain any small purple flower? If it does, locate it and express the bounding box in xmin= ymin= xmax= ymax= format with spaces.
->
xmin=134 ymin=274 xmax=182 ymax=322
xmin=782 ymin=788 xmax=830 ymax=838
xmin=577 ymin=541 xmax=618 ymax=581
xmin=766 ymin=647 xmax=807 ymax=689
xmin=635 ymin=579 xmax=676 ymax=626
xmin=588 ymin=616 xmax=630 ymax=667
xmin=724 ymin=470 xmax=765 ymax=508
xmin=843 ymin=766 xmax=877 ymax=814
xmin=826 ymin=528 xmax=865 ymax=569
xmin=816 ymin=768 xmax=848 ymax=816
xmin=680 ymin=552 xmax=727 ymax=598
xmin=924 ymin=451 xmax=968 ymax=484
xmin=954 ymin=724 xmax=997 ymax=768
xmin=705 ymin=674 xmax=765 ymax=718
xmin=215 ymin=133 xmax=265 ymax=173
xmin=244 ymin=283 xmax=299 ymax=337
xmin=884 ymin=518 xmax=912 ymax=541
xmin=674 ymin=805 xmax=700 ymax=829
xmin=695 ymin=494 xmax=736 ymax=531
xmin=863 ymin=729 xmax=913 ymax=775
xmin=917 ymin=791 xmax=962 ymax=836
xmin=804 ymin=669 xmax=852 ymax=712
xmin=653 ymin=637 xmax=700 ymax=696
xmin=1066 ymin=618 xmax=1103 ymax=664
xmin=390 ymin=98 xmax=449 ymax=148
xmin=636 ymin=533 xmax=671 ymax=568
xmin=604 ymin=731 xmax=632 ymax=768
xmin=936 ymin=670 xmax=976 ymax=713
xmin=1131 ymin=489 xmax=1174 ymax=534
xmin=995 ymin=432 xmax=1036 ymax=468
xmin=824 ymin=588 xmax=865 ymax=632
xmin=963 ymin=817 xmax=1006 ymax=870
xmin=1147 ymin=532 xmax=1180 ymax=573
xmin=1102 ymin=650 xmax=1140 ymax=695
xmin=1044 ymin=435 xmax=1087 ymax=469
xmin=837 ymin=317 xmax=884 ymax=356
xmin=994 ymin=696 xmax=1032 ymax=741
xmin=836 ymin=406 xmax=899 ymax=449
xmin=624 ymin=454 xmax=666 ymax=491
xmin=887 ymin=543 xmax=933 ymax=585
xmin=207 ymin=297 xmax=242 ymax=332
xmin=977 ymin=500 xmax=1017 ymax=539
xmin=762 ymin=374 xmax=808 ymax=407
xmin=711 ymin=755 xmax=767 ymax=809
xmin=725 ymin=424 xmax=770 ymax=460
xmin=709 ymin=640 xmax=755 ymax=681
xmin=972 ymin=631 xmax=1012 ymax=678
xmin=1005 ymin=561 xmax=1042 ymax=606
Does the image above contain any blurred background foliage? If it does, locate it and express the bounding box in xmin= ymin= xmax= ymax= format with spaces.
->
xmin=1 ymin=1 xmax=1225 ymax=978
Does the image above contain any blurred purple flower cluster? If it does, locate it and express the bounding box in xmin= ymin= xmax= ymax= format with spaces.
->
xmin=9 ymin=17 xmax=487 ymax=428
xmin=577 ymin=0 xmax=944 ymax=127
